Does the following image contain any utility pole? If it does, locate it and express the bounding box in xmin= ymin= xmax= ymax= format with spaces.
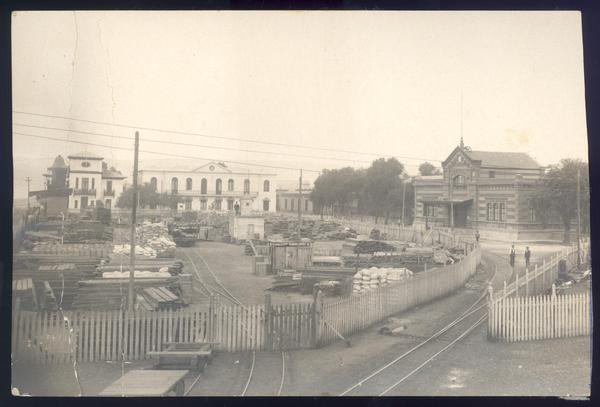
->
xmin=25 ymin=177 xmax=31 ymax=212
xmin=576 ymin=166 xmax=581 ymax=269
xmin=297 ymin=169 xmax=303 ymax=239
xmin=401 ymin=176 xmax=406 ymax=226
xmin=128 ymin=131 xmax=140 ymax=312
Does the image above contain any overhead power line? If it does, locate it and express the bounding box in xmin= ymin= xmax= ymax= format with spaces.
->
xmin=13 ymin=122 xmax=374 ymax=165
xmin=13 ymin=131 xmax=322 ymax=174
xmin=13 ymin=110 xmax=442 ymax=163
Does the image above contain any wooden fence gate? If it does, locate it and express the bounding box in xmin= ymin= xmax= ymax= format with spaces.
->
xmin=264 ymin=295 xmax=316 ymax=351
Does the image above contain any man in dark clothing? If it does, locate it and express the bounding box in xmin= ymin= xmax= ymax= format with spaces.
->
xmin=475 ymin=230 xmax=480 ymax=243
xmin=509 ymin=244 xmax=516 ymax=268
xmin=234 ymin=201 xmax=240 ymax=216
xmin=524 ymin=246 xmax=531 ymax=268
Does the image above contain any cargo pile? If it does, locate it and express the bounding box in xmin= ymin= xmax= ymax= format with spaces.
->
xmin=114 ymin=221 xmax=177 ymax=258
xmin=352 ymin=267 xmax=413 ymax=294
xmin=353 ymin=240 xmax=398 ymax=254
xmin=264 ymin=215 xmax=357 ymax=240
xmin=30 ymin=242 xmax=113 ymax=257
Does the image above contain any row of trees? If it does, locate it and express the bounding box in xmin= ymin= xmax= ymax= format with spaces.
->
xmin=310 ymin=158 xmax=416 ymax=224
xmin=116 ymin=183 xmax=182 ymax=209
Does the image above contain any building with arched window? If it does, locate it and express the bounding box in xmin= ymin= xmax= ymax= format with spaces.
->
xmin=413 ymin=139 xmax=562 ymax=241
xmin=138 ymin=161 xmax=276 ymax=213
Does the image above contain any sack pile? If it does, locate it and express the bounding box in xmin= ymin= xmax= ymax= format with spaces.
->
xmin=352 ymin=267 xmax=413 ymax=294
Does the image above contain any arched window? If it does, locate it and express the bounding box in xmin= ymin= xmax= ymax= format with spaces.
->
xmin=150 ymin=177 xmax=158 ymax=192
xmin=453 ymin=175 xmax=465 ymax=188
xmin=186 ymin=177 xmax=193 ymax=191
xmin=201 ymin=178 xmax=207 ymax=194
xmin=244 ymin=179 xmax=250 ymax=194
xmin=263 ymin=180 xmax=270 ymax=192
xmin=171 ymin=177 xmax=178 ymax=194
xmin=228 ymin=179 xmax=234 ymax=191
xmin=215 ymin=179 xmax=222 ymax=195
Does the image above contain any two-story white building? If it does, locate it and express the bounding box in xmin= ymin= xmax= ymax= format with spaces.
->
xmin=138 ymin=161 xmax=277 ymax=213
xmin=67 ymin=152 xmax=127 ymax=212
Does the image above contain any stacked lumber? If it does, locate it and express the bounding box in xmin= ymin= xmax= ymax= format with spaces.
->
xmin=12 ymin=278 xmax=37 ymax=310
xmin=30 ymin=242 xmax=112 ymax=257
xmin=13 ymin=263 xmax=87 ymax=309
xmin=312 ymin=256 xmax=343 ymax=267
xmin=72 ymin=276 xmax=182 ymax=310
xmin=100 ymin=258 xmax=184 ymax=275
xmin=140 ymin=287 xmax=182 ymax=310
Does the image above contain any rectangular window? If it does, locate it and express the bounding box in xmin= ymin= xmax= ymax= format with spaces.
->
xmin=285 ymin=199 xmax=288 ymax=209
xmin=530 ymin=207 xmax=536 ymax=222
xmin=305 ymin=200 xmax=309 ymax=211
xmin=91 ymin=178 xmax=95 ymax=190
xmin=487 ymin=201 xmax=506 ymax=222
xmin=81 ymin=178 xmax=89 ymax=190
xmin=214 ymin=199 xmax=222 ymax=210
xmin=227 ymin=199 xmax=234 ymax=210
xmin=74 ymin=199 xmax=78 ymax=209
xmin=106 ymin=180 xmax=113 ymax=192
xmin=291 ymin=199 xmax=294 ymax=211
xmin=75 ymin=178 xmax=79 ymax=189
xmin=489 ymin=171 xmax=495 ymax=178
xmin=201 ymin=200 xmax=207 ymax=210
xmin=185 ymin=200 xmax=192 ymax=210
xmin=105 ymin=199 xmax=111 ymax=209
xmin=424 ymin=204 xmax=436 ymax=217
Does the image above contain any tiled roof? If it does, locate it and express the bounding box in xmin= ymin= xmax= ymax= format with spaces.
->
xmin=464 ymin=150 xmax=541 ymax=169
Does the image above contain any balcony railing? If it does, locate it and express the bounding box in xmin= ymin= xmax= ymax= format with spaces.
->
xmin=73 ymin=188 xmax=97 ymax=196
xmin=104 ymin=189 xmax=115 ymax=197
xmin=175 ymin=190 xmax=258 ymax=198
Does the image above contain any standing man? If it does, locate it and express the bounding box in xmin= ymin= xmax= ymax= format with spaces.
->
xmin=475 ymin=230 xmax=480 ymax=243
xmin=509 ymin=244 xmax=516 ymax=268
xmin=234 ymin=201 xmax=240 ymax=216
xmin=524 ymin=246 xmax=531 ymax=268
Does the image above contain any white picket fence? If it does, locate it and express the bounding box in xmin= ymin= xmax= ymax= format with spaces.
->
xmin=487 ymin=239 xmax=591 ymax=342
xmin=488 ymin=291 xmax=590 ymax=342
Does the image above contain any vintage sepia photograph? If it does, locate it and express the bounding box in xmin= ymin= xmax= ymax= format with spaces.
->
xmin=10 ymin=10 xmax=591 ymax=397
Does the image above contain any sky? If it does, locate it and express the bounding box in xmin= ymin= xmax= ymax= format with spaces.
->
xmin=12 ymin=11 xmax=588 ymax=198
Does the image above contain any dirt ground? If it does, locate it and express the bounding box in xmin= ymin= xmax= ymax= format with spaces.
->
xmin=11 ymin=242 xmax=591 ymax=397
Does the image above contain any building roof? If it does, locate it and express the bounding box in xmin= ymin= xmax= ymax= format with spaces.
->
xmin=68 ymin=151 xmax=104 ymax=160
xmin=48 ymin=155 xmax=68 ymax=169
xmin=102 ymin=167 xmax=127 ymax=179
xmin=464 ymin=150 xmax=541 ymax=169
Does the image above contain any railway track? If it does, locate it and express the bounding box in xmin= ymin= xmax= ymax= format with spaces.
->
xmin=338 ymin=253 xmax=503 ymax=396
xmin=181 ymin=247 xmax=286 ymax=396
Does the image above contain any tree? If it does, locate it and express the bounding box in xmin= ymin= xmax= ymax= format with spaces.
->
xmin=530 ymin=159 xmax=590 ymax=242
xmin=418 ymin=162 xmax=442 ymax=176
xmin=311 ymin=167 xmax=366 ymax=218
xmin=117 ymin=183 xmax=182 ymax=209
xmin=363 ymin=158 xmax=405 ymax=224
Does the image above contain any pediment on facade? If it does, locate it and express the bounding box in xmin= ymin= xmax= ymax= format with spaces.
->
xmin=192 ymin=161 xmax=232 ymax=173
xmin=442 ymin=147 xmax=477 ymax=168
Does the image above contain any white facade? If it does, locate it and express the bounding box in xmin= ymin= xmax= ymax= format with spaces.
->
xmin=138 ymin=161 xmax=277 ymax=213
xmin=67 ymin=152 xmax=127 ymax=212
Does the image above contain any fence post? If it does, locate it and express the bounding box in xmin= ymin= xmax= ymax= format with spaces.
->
xmin=515 ymin=272 xmax=519 ymax=297
xmin=503 ymin=280 xmax=507 ymax=297
xmin=525 ymin=268 xmax=529 ymax=296
xmin=265 ymin=294 xmax=272 ymax=351
xmin=542 ymin=259 xmax=546 ymax=291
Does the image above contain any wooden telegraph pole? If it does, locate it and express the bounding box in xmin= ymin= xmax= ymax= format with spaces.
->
xmin=25 ymin=177 xmax=31 ymax=212
xmin=576 ymin=166 xmax=581 ymax=269
xmin=401 ymin=176 xmax=407 ymax=226
xmin=128 ymin=131 xmax=140 ymax=311
xmin=297 ymin=169 xmax=303 ymax=238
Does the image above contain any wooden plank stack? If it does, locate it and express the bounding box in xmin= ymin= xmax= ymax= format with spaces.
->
xmin=12 ymin=278 xmax=37 ymax=310
xmin=141 ymin=287 xmax=182 ymax=310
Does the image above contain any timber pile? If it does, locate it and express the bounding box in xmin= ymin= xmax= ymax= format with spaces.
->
xmin=72 ymin=276 xmax=183 ymax=310
xmin=354 ymin=240 xmax=398 ymax=254
xmin=12 ymin=278 xmax=37 ymax=310
xmin=30 ymin=242 xmax=113 ymax=257
xmin=13 ymin=264 xmax=86 ymax=309
xmin=140 ymin=287 xmax=182 ymax=310
xmin=99 ymin=259 xmax=184 ymax=275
